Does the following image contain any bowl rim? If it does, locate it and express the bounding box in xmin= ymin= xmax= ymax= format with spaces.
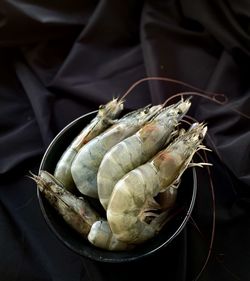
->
xmin=37 ymin=110 xmax=197 ymax=263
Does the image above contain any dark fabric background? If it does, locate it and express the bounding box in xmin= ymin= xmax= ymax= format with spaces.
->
xmin=0 ymin=1 xmax=250 ymax=280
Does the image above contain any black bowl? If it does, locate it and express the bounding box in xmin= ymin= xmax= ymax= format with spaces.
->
xmin=37 ymin=110 xmax=197 ymax=263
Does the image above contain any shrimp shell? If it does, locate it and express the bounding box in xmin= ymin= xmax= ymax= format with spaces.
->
xmin=97 ymin=98 xmax=191 ymax=210
xmin=107 ymin=123 xmax=208 ymax=244
xmin=71 ymin=105 xmax=162 ymax=198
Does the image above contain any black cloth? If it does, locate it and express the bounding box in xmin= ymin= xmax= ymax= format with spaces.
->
xmin=1 ymin=1 xmax=250 ymax=280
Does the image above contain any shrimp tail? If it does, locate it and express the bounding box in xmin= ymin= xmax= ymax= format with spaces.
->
xmin=88 ymin=220 xmax=134 ymax=251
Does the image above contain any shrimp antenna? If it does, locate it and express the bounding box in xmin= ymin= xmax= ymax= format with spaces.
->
xmin=163 ymin=91 xmax=226 ymax=107
xmin=120 ymin=76 xmax=249 ymax=119
xmin=180 ymin=117 xmax=216 ymax=281
xmin=193 ymin=153 xmax=216 ymax=281
xmin=120 ymin=76 xmax=227 ymax=103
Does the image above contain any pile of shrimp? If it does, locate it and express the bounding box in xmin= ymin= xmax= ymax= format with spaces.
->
xmin=31 ymin=91 xmax=211 ymax=252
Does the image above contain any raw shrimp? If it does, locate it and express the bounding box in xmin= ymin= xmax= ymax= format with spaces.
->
xmin=88 ymin=220 xmax=134 ymax=251
xmin=30 ymin=170 xmax=100 ymax=238
xmin=97 ymin=97 xmax=191 ymax=210
xmin=71 ymin=104 xmax=162 ymax=198
xmin=88 ymin=188 xmax=178 ymax=251
xmin=54 ymin=98 xmax=124 ymax=191
xmin=107 ymin=123 xmax=209 ymax=244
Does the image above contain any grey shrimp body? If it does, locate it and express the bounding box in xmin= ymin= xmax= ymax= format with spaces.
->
xmin=54 ymin=98 xmax=124 ymax=191
xmin=107 ymin=123 xmax=208 ymax=244
xmin=71 ymin=105 xmax=162 ymax=198
xmin=31 ymin=170 xmax=100 ymax=238
xmin=97 ymin=98 xmax=191 ymax=210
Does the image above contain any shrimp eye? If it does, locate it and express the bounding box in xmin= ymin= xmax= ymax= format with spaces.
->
xmin=199 ymin=133 xmax=204 ymax=139
xmin=99 ymin=105 xmax=104 ymax=109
